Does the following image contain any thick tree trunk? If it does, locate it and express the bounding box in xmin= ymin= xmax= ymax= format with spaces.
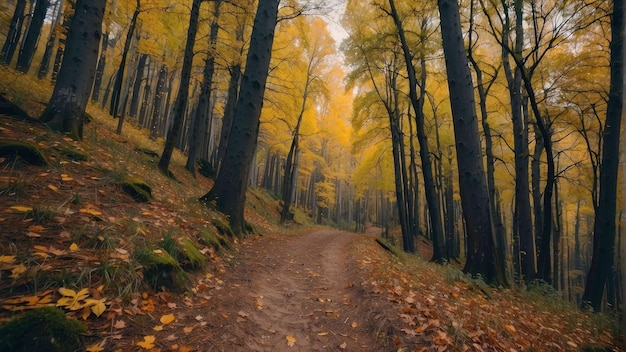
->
xmin=582 ymin=0 xmax=623 ymax=312
xmin=199 ymin=0 xmax=280 ymax=235
xmin=438 ymin=0 xmax=506 ymax=285
xmin=40 ymin=0 xmax=105 ymax=140
xmin=158 ymin=0 xmax=201 ymax=175
xmin=16 ymin=0 xmax=48 ymax=73
xmin=1 ymin=0 xmax=27 ymax=65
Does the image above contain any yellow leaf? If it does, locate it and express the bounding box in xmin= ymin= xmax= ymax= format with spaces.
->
xmin=8 ymin=205 xmax=32 ymax=213
xmin=351 ymin=321 xmax=358 ymax=328
xmin=61 ymin=174 xmax=73 ymax=182
xmin=503 ymin=324 xmax=517 ymax=335
xmin=10 ymin=264 xmax=26 ymax=279
xmin=160 ymin=313 xmax=175 ymax=325
xmin=317 ymin=332 xmax=329 ymax=336
xmin=86 ymin=343 xmax=105 ymax=352
xmin=69 ymin=243 xmax=79 ymax=251
xmin=136 ymin=335 xmax=155 ymax=349
xmin=153 ymin=325 xmax=163 ymax=331
xmin=58 ymin=287 xmax=76 ymax=297
xmin=0 ymin=255 xmax=15 ymax=263
xmin=48 ymin=184 xmax=59 ymax=192
xmin=286 ymin=335 xmax=296 ymax=347
xmin=79 ymin=208 xmax=102 ymax=216
xmin=90 ymin=300 xmax=107 ymax=317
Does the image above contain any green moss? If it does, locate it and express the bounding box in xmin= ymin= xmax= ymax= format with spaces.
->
xmin=0 ymin=306 xmax=86 ymax=352
xmin=181 ymin=238 xmax=206 ymax=269
xmin=212 ymin=218 xmax=235 ymax=238
xmin=0 ymin=139 xmax=49 ymax=166
xmin=56 ymin=146 xmax=89 ymax=161
xmin=198 ymin=228 xmax=233 ymax=255
xmin=136 ymin=247 xmax=188 ymax=293
xmin=118 ymin=176 xmax=152 ymax=202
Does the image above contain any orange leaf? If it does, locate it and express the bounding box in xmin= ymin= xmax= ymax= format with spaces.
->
xmin=136 ymin=335 xmax=155 ymax=349
xmin=160 ymin=313 xmax=175 ymax=325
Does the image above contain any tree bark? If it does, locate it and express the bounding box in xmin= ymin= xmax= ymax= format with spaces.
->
xmin=437 ymin=0 xmax=506 ymax=285
xmin=582 ymin=0 xmax=623 ymax=312
xmin=16 ymin=0 xmax=49 ymax=73
xmin=37 ymin=0 xmax=62 ymax=79
xmin=40 ymin=0 xmax=105 ymax=140
xmin=1 ymin=0 xmax=27 ymax=65
xmin=109 ymin=0 xmax=140 ymax=119
xmin=199 ymin=0 xmax=281 ymax=235
xmin=158 ymin=0 xmax=201 ymax=175
xmin=186 ymin=0 xmax=222 ymax=175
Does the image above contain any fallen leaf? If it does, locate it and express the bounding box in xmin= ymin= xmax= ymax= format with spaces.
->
xmin=69 ymin=243 xmax=80 ymax=251
xmin=10 ymin=264 xmax=27 ymax=279
xmin=113 ymin=320 xmax=126 ymax=329
xmin=317 ymin=332 xmax=329 ymax=336
xmin=351 ymin=321 xmax=358 ymax=328
xmin=183 ymin=326 xmax=194 ymax=334
xmin=61 ymin=174 xmax=73 ymax=182
xmin=286 ymin=335 xmax=296 ymax=347
xmin=8 ymin=205 xmax=32 ymax=213
xmin=48 ymin=184 xmax=59 ymax=192
xmin=339 ymin=342 xmax=347 ymax=349
xmin=503 ymin=324 xmax=516 ymax=335
xmin=86 ymin=342 xmax=105 ymax=352
xmin=136 ymin=335 xmax=155 ymax=349
xmin=80 ymin=208 xmax=102 ymax=216
xmin=160 ymin=313 xmax=175 ymax=325
xmin=153 ymin=325 xmax=163 ymax=331
xmin=0 ymin=255 xmax=15 ymax=263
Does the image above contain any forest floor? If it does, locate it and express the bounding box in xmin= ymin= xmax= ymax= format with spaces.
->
xmin=0 ymin=71 xmax=623 ymax=352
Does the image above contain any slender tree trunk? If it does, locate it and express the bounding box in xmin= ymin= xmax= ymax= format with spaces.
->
xmin=388 ymin=0 xmax=442 ymax=258
xmin=110 ymin=0 xmax=140 ymax=118
xmin=582 ymin=0 xmax=623 ymax=312
xmin=129 ymin=53 xmax=148 ymax=117
xmin=1 ymin=0 xmax=27 ymax=65
xmin=37 ymin=0 xmax=62 ymax=79
xmin=199 ymin=0 xmax=281 ymax=235
xmin=158 ymin=0 xmax=201 ymax=175
xmin=186 ymin=0 xmax=222 ymax=174
xmin=149 ymin=64 xmax=167 ymax=139
xmin=91 ymin=32 xmax=108 ymax=102
xmin=16 ymin=0 xmax=48 ymax=73
xmin=40 ymin=0 xmax=105 ymax=140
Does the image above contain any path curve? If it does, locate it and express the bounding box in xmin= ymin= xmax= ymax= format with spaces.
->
xmin=200 ymin=229 xmax=391 ymax=351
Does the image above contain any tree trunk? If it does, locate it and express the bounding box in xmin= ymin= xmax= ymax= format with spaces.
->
xmin=216 ymin=64 xmax=241 ymax=173
xmin=199 ymin=0 xmax=281 ymax=235
xmin=110 ymin=0 xmax=140 ymax=118
xmin=129 ymin=53 xmax=148 ymax=118
xmin=1 ymin=0 xmax=27 ymax=65
xmin=149 ymin=64 xmax=167 ymax=139
xmin=16 ymin=0 xmax=48 ymax=73
xmin=91 ymin=32 xmax=108 ymax=102
xmin=582 ymin=0 xmax=623 ymax=312
xmin=388 ymin=1 xmax=441 ymax=257
xmin=40 ymin=0 xmax=105 ymax=140
xmin=437 ymin=0 xmax=506 ymax=285
xmin=37 ymin=0 xmax=62 ymax=79
xmin=158 ymin=0 xmax=201 ymax=175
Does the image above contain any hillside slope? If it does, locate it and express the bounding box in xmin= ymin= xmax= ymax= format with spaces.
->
xmin=0 ymin=90 xmax=621 ymax=351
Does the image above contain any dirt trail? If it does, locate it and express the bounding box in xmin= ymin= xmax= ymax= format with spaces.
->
xmin=196 ymin=229 xmax=391 ymax=351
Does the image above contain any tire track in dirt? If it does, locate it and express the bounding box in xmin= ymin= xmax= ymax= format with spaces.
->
xmin=202 ymin=229 xmax=390 ymax=351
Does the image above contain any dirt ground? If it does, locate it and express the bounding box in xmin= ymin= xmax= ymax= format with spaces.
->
xmin=109 ymin=229 xmax=397 ymax=352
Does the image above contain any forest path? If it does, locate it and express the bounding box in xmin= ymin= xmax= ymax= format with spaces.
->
xmin=194 ymin=228 xmax=391 ymax=351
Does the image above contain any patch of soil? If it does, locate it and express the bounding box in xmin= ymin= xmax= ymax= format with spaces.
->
xmin=110 ymin=229 xmax=398 ymax=351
